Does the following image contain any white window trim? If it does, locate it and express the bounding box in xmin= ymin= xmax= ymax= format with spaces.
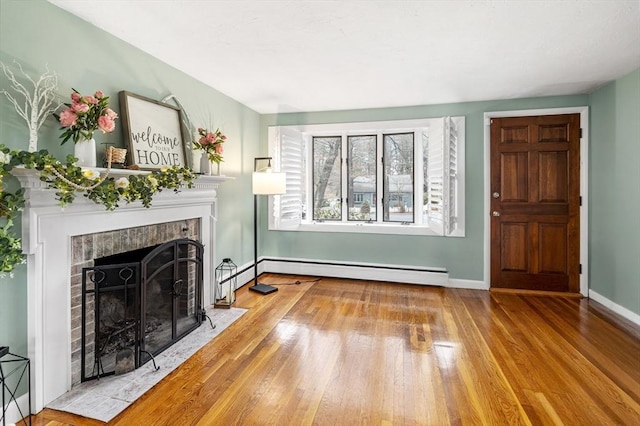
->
xmin=269 ymin=117 xmax=465 ymax=237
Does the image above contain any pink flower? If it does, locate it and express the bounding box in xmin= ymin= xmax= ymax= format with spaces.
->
xmin=59 ymin=108 xmax=78 ymax=127
xmin=58 ymin=90 xmax=117 ymax=144
xmin=215 ymin=143 xmax=224 ymax=154
xmin=98 ymin=115 xmax=115 ymax=133
xmin=83 ymin=95 xmax=98 ymax=105
xmin=72 ymin=101 xmax=89 ymax=113
xmin=104 ymin=108 xmax=118 ymax=119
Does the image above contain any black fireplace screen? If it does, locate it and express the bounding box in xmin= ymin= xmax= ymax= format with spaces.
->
xmin=81 ymin=238 xmax=204 ymax=381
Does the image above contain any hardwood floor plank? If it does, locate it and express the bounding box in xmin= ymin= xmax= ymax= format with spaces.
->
xmin=26 ymin=274 xmax=640 ymax=425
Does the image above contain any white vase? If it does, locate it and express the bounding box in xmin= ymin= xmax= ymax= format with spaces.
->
xmin=191 ymin=149 xmax=201 ymax=173
xmin=74 ymin=137 xmax=97 ymax=167
xmin=200 ymin=152 xmax=212 ymax=175
xmin=199 ymin=153 xmax=220 ymax=176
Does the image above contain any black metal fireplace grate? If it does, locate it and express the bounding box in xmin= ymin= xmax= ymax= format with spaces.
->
xmin=81 ymin=238 xmax=204 ymax=381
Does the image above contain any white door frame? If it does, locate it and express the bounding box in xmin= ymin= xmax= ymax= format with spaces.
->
xmin=483 ymin=106 xmax=589 ymax=296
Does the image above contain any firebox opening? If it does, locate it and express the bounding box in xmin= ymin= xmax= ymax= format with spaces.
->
xmin=95 ymin=244 xmax=160 ymax=266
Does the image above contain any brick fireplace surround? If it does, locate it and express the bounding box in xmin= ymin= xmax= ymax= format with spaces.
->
xmin=69 ymin=219 xmax=201 ymax=385
xmin=11 ymin=167 xmax=229 ymax=413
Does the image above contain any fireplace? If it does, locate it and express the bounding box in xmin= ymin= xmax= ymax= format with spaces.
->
xmin=11 ymin=167 xmax=229 ymax=412
xmin=80 ymin=239 xmax=204 ymax=381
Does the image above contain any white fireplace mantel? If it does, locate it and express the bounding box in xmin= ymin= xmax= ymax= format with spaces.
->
xmin=11 ymin=167 xmax=231 ymax=412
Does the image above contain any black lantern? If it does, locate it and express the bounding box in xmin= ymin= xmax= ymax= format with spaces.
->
xmin=214 ymin=258 xmax=238 ymax=309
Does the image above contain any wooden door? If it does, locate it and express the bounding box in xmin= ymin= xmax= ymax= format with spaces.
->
xmin=490 ymin=114 xmax=580 ymax=292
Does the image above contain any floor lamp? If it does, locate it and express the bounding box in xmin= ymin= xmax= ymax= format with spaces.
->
xmin=251 ymin=157 xmax=286 ymax=295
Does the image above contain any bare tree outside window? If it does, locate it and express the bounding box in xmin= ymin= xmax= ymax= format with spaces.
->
xmin=383 ymin=133 xmax=414 ymax=222
xmin=313 ymin=136 xmax=342 ymax=220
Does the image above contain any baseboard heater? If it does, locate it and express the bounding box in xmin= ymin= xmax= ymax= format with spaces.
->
xmin=259 ymin=257 xmax=449 ymax=287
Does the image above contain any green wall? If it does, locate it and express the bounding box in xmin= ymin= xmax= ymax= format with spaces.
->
xmin=0 ymin=0 xmax=260 ymax=366
xmin=588 ymin=69 xmax=640 ymax=315
xmin=260 ymin=95 xmax=589 ymax=281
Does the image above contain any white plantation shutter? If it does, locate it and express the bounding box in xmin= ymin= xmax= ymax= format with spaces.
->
xmin=426 ymin=120 xmax=445 ymax=235
xmin=447 ymin=116 xmax=465 ymax=236
xmin=443 ymin=116 xmax=456 ymax=236
xmin=425 ymin=116 xmax=465 ymax=236
xmin=269 ymin=126 xmax=304 ymax=230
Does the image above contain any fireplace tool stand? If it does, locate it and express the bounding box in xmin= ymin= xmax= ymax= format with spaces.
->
xmin=200 ymin=308 xmax=216 ymax=330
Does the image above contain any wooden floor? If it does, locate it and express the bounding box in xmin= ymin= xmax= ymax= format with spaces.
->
xmin=29 ymin=274 xmax=639 ymax=425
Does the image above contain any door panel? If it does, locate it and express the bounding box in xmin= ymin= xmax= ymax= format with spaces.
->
xmin=501 ymin=153 xmax=528 ymax=201
xmin=491 ymin=114 xmax=580 ymax=292
xmin=501 ymin=223 xmax=528 ymax=272
xmin=538 ymin=223 xmax=567 ymax=274
xmin=538 ymin=151 xmax=568 ymax=202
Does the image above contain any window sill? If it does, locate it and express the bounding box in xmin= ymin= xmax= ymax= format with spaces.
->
xmin=281 ymin=222 xmax=444 ymax=236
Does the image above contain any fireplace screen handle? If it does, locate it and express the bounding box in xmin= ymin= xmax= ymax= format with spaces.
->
xmin=172 ymin=279 xmax=184 ymax=297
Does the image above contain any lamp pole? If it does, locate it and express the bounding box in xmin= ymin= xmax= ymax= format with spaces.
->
xmin=254 ymin=192 xmax=259 ymax=286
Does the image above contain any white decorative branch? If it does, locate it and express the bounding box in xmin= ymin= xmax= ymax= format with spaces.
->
xmin=1 ymin=61 xmax=60 ymax=152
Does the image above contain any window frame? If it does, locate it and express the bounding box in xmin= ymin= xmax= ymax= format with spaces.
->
xmin=268 ymin=117 xmax=465 ymax=237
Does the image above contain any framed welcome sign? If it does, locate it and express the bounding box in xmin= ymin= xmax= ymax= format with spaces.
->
xmin=119 ymin=91 xmax=187 ymax=169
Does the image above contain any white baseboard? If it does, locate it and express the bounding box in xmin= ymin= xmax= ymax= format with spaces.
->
xmin=3 ymin=392 xmax=30 ymax=424
xmin=448 ymin=278 xmax=489 ymax=290
xmin=236 ymin=262 xmax=258 ymax=289
xmin=588 ymin=290 xmax=640 ymax=326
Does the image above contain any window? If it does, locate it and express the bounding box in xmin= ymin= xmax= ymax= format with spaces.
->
xmin=383 ymin=133 xmax=414 ymax=223
xmin=268 ymin=117 xmax=465 ymax=236
xmin=312 ymin=136 xmax=342 ymax=221
xmin=348 ymin=135 xmax=376 ymax=221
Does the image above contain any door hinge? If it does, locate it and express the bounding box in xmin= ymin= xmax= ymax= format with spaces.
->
xmin=579 ymin=264 xmax=582 ymax=274
xmin=580 ymin=128 xmax=583 ymax=138
xmin=580 ymin=196 xmax=582 ymax=206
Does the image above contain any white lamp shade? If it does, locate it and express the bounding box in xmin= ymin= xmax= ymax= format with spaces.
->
xmin=253 ymin=171 xmax=286 ymax=195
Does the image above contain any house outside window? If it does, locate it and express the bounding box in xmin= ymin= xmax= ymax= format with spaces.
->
xmin=268 ymin=117 xmax=465 ymax=237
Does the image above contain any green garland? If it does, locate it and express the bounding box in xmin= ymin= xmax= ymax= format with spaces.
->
xmin=0 ymin=144 xmax=197 ymax=276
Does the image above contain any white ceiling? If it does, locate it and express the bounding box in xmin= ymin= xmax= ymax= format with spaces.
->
xmin=48 ymin=0 xmax=640 ymax=114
